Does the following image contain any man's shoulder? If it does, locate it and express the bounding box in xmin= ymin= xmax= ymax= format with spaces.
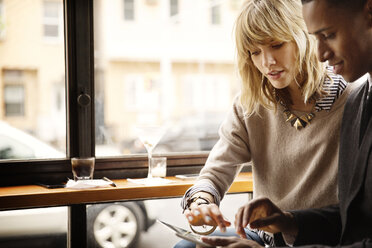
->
xmin=346 ymin=76 xmax=368 ymax=105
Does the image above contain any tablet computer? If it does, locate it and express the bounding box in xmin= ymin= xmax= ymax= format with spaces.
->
xmin=157 ymin=219 xmax=213 ymax=247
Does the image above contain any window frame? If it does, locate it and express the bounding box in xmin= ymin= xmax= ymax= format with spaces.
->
xmin=0 ymin=0 xmax=208 ymax=187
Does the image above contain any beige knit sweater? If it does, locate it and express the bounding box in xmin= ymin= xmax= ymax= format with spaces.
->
xmin=195 ymin=82 xmax=359 ymax=211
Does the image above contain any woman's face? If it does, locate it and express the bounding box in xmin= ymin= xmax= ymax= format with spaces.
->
xmin=250 ymin=41 xmax=298 ymax=90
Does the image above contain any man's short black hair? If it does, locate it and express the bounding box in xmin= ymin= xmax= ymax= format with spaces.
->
xmin=301 ymin=0 xmax=366 ymax=11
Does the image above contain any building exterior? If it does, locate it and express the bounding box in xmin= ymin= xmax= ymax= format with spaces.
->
xmin=0 ymin=0 xmax=242 ymax=156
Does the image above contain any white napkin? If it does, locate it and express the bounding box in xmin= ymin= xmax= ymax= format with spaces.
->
xmin=127 ymin=177 xmax=175 ymax=186
xmin=65 ymin=179 xmax=113 ymax=189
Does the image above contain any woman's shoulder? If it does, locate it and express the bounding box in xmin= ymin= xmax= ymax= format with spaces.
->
xmin=230 ymin=93 xmax=272 ymax=122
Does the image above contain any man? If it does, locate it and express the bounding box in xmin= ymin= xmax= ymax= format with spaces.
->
xmin=200 ymin=0 xmax=372 ymax=247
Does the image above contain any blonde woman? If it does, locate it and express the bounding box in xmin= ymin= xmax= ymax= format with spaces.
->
xmin=173 ymin=0 xmax=359 ymax=247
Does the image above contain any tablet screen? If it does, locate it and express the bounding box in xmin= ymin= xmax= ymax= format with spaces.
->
xmin=157 ymin=219 xmax=213 ymax=247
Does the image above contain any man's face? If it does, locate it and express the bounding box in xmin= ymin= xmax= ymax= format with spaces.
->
xmin=302 ymin=0 xmax=372 ymax=82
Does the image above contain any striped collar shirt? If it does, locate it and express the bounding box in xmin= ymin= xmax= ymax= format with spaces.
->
xmin=314 ymin=69 xmax=348 ymax=112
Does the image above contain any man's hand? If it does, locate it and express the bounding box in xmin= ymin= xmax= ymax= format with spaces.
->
xmin=201 ymin=236 xmax=264 ymax=248
xmin=234 ymin=197 xmax=298 ymax=238
xmin=184 ymin=203 xmax=231 ymax=232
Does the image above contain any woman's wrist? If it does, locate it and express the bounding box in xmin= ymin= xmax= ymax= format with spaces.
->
xmin=186 ymin=192 xmax=214 ymax=209
xmin=187 ymin=195 xmax=211 ymax=209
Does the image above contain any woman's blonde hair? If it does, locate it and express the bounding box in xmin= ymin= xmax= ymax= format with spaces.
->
xmin=235 ymin=0 xmax=326 ymax=114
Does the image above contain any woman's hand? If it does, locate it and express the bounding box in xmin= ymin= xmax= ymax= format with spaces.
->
xmin=201 ymin=236 xmax=264 ymax=248
xmin=184 ymin=203 xmax=231 ymax=232
xmin=234 ymin=197 xmax=298 ymax=238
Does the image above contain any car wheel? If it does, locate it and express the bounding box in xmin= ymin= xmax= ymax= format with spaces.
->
xmin=87 ymin=202 xmax=144 ymax=248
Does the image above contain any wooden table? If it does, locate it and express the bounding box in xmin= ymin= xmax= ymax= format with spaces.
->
xmin=0 ymin=172 xmax=253 ymax=247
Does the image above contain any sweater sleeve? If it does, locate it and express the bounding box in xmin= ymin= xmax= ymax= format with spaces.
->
xmin=194 ymin=96 xmax=252 ymax=201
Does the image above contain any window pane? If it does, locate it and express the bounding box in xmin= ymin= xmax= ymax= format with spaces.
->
xmin=0 ymin=0 xmax=66 ymax=160
xmin=170 ymin=0 xmax=178 ymax=17
xmin=44 ymin=24 xmax=59 ymax=37
xmin=43 ymin=1 xmax=63 ymax=39
xmin=43 ymin=1 xmax=59 ymax=18
xmin=94 ymin=0 xmax=240 ymax=157
xmin=124 ymin=0 xmax=135 ymax=21
xmin=4 ymin=85 xmax=25 ymax=116
xmin=211 ymin=4 xmax=221 ymax=25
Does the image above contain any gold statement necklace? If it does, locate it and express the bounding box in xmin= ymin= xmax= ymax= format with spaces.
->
xmin=282 ymin=107 xmax=315 ymax=130
xmin=278 ymin=97 xmax=316 ymax=130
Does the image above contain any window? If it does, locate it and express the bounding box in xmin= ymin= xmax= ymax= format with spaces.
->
xmin=211 ymin=1 xmax=221 ymax=25
xmin=0 ymin=2 xmax=248 ymax=247
xmin=123 ymin=75 xmax=161 ymax=111
xmin=0 ymin=0 xmax=65 ymax=163
xmin=43 ymin=1 xmax=63 ymax=39
xmin=170 ymin=0 xmax=178 ymax=17
xmin=3 ymin=70 xmax=24 ymax=117
xmin=4 ymin=85 xmax=24 ymax=117
xmin=94 ymin=0 xmax=239 ymax=155
xmin=124 ymin=0 xmax=135 ymax=21
xmin=181 ymin=75 xmax=230 ymax=111
xmin=0 ymin=0 xmax=241 ymax=186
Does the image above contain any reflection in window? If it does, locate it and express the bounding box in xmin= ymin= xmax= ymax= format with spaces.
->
xmin=124 ymin=0 xmax=135 ymax=21
xmin=43 ymin=1 xmax=63 ymax=39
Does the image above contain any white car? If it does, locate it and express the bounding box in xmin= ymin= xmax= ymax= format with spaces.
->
xmin=0 ymin=121 xmax=65 ymax=159
xmin=0 ymin=122 xmax=156 ymax=248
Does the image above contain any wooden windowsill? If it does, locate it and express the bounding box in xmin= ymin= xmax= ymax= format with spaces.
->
xmin=0 ymin=172 xmax=253 ymax=211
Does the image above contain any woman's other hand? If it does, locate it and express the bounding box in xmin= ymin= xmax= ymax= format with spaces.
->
xmin=234 ymin=197 xmax=298 ymax=238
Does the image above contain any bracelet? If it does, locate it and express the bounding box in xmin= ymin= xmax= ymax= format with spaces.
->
xmin=186 ymin=195 xmax=216 ymax=235
xmin=186 ymin=195 xmax=211 ymax=209
xmin=190 ymin=224 xmax=217 ymax=235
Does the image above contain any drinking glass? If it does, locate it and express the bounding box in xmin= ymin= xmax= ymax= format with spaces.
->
xmin=71 ymin=157 xmax=95 ymax=180
xmin=150 ymin=157 xmax=167 ymax=178
xmin=135 ymin=126 xmax=166 ymax=179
